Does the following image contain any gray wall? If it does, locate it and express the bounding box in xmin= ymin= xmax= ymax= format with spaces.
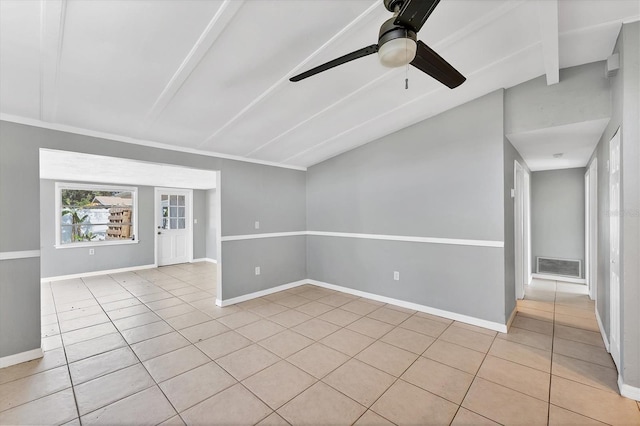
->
xmin=307 ymin=90 xmax=508 ymax=324
xmin=0 ymin=121 xmax=306 ymax=358
xmin=39 ymin=180 xmax=207 ymax=278
xmin=205 ymin=189 xmax=218 ymax=260
xmin=192 ymin=189 xmax=207 ymax=260
xmin=530 ymin=168 xmax=586 ymax=275
xmin=587 ymin=21 xmax=640 ymax=389
xmin=504 ymin=61 xmax=611 ymax=135
xmin=503 ymin=138 xmax=529 ymax=318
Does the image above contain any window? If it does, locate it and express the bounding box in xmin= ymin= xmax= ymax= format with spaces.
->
xmin=55 ymin=183 xmax=138 ymax=247
xmin=160 ymin=194 xmax=186 ymax=230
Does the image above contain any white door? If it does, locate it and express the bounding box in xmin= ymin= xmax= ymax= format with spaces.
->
xmin=156 ymin=188 xmax=192 ymax=266
xmin=515 ymin=161 xmax=525 ymax=299
xmin=524 ymin=170 xmax=531 ymax=285
xmin=589 ymin=160 xmax=598 ymax=301
xmin=609 ymin=129 xmax=621 ymax=368
xmin=585 ymin=170 xmax=590 ymax=287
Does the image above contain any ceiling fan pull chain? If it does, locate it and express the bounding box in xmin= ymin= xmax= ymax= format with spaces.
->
xmin=405 ymin=41 xmax=409 ymax=90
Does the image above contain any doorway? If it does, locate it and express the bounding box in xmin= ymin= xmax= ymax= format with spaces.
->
xmin=609 ymin=128 xmax=621 ymax=369
xmin=155 ymin=188 xmax=193 ymax=266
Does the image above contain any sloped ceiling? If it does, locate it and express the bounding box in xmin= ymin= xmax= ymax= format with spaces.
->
xmin=1 ymin=0 xmax=638 ymax=169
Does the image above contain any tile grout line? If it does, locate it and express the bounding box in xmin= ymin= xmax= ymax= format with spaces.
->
xmin=51 ymin=280 xmax=83 ymax=425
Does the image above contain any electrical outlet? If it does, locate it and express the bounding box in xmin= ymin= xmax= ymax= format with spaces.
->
xmin=393 ymin=271 xmax=399 ymax=281
xmin=254 ymin=221 xmax=260 ymax=230
xmin=193 ymin=219 xmax=198 ymax=224
xmin=89 ymin=248 xmax=95 ymax=255
xmin=255 ymin=266 xmax=261 ymax=275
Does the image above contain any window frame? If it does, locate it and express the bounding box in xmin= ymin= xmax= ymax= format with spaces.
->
xmin=55 ymin=182 xmax=139 ymax=249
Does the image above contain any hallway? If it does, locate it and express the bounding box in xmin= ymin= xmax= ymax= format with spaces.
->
xmin=0 ymin=269 xmax=638 ymax=425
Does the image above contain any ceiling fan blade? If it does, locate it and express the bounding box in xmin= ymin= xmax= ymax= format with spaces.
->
xmin=290 ymin=44 xmax=379 ymax=82
xmin=410 ymin=40 xmax=465 ymax=89
xmin=393 ymin=0 xmax=440 ymax=33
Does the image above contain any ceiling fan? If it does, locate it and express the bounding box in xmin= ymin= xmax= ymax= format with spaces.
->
xmin=289 ymin=0 xmax=465 ymax=89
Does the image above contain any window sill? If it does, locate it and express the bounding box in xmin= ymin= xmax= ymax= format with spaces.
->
xmin=54 ymin=240 xmax=139 ymax=249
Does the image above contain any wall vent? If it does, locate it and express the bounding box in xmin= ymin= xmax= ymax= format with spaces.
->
xmin=536 ymin=257 xmax=581 ymax=278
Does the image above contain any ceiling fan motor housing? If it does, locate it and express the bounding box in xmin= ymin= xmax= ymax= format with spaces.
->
xmin=377 ymin=17 xmax=417 ymax=67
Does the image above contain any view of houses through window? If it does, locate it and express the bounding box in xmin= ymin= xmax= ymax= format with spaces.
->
xmin=58 ymin=185 xmax=137 ymax=245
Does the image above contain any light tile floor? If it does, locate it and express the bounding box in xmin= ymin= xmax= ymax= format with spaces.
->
xmin=1 ymin=267 xmax=639 ymax=425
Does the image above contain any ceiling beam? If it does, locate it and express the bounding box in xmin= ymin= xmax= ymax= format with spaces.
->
xmin=39 ymin=0 xmax=67 ymax=122
xmin=141 ymin=0 xmax=245 ymax=127
xmin=196 ymin=0 xmax=382 ymax=149
xmin=537 ymin=0 xmax=559 ymax=85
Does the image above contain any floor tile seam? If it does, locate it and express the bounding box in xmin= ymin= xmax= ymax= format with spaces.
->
xmin=451 ymin=326 xmax=500 ymax=425
xmin=0 ymin=383 xmax=75 ymax=415
xmin=114 ymin=317 xmax=165 ymax=334
xmin=165 ymin=315 xmax=218 ymax=332
xmin=76 ymin=281 xmax=190 ymax=408
xmin=495 ymin=332 xmax=554 ymax=352
xmin=105 ymin=308 xmax=157 ymax=323
xmin=82 ymin=283 xmax=190 ymax=423
xmin=51 ymin=284 xmax=83 ymax=423
xmin=240 ymin=370 xmax=318 ymax=413
xmin=75 ymin=381 xmax=158 ymax=419
xmin=69 ymin=356 xmax=142 ymax=388
xmin=552 ymin=321 xmax=602 ymax=335
xmin=547 ymin=284 xmax=559 ymax=425
xmin=547 ymin=403 xmax=615 ymax=426
xmin=473 ymin=368 xmax=551 ymax=404
xmin=551 ymin=347 xmax=617 ymax=370
xmin=549 ymin=372 xmax=622 ymax=397
xmin=500 ymin=323 xmax=553 ymax=340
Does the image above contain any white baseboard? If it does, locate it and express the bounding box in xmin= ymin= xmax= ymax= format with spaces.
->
xmin=216 ymin=280 xmax=308 ymax=307
xmin=192 ymin=258 xmax=217 ymax=264
xmin=307 ymin=279 xmax=508 ymax=333
xmin=41 ymin=264 xmax=157 ymax=282
xmin=532 ymin=273 xmax=586 ymax=284
xmin=595 ymin=308 xmax=611 ymax=352
xmin=618 ymin=375 xmax=640 ymax=401
xmin=506 ymin=306 xmax=518 ymax=331
xmin=0 ymin=347 xmax=43 ymax=369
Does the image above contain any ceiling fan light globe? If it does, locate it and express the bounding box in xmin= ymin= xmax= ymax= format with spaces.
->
xmin=378 ymin=38 xmax=417 ymax=67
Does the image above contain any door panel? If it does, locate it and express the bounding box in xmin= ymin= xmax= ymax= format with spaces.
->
xmin=156 ymin=189 xmax=191 ymax=266
xmin=609 ymin=129 xmax=620 ymax=368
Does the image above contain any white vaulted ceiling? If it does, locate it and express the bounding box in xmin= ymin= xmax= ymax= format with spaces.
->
xmin=1 ymin=0 xmax=638 ymax=169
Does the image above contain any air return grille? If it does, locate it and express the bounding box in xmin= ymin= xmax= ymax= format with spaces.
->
xmin=536 ymin=257 xmax=581 ymax=278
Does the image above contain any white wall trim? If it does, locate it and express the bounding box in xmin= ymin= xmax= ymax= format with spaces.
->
xmin=308 ymin=231 xmax=504 ymax=247
xmin=0 ymin=347 xmax=43 ymax=369
xmin=221 ymin=230 xmax=504 ymax=248
xmin=192 ymin=258 xmax=218 ymax=264
xmin=506 ymin=306 xmax=518 ymax=330
xmin=221 ymin=231 xmax=307 ymax=242
xmin=0 ymin=250 xmax=41 ymax=261
xmin=618 ymin=375 xmax=640 ymax=401
xmin=41 ymin=263 xmax=156 ymax=282
xmin=308 ymin=279 xmax=508 ymax=333
xmin=532 ymin=273 xmax=586 ymax=284
xmin=595 ymin=307 xmax=611 ymax=352
xmin=216 ymin=280 xmax=308 ymax=307
xmin=0 ymin=113 xmax=306 ymax=171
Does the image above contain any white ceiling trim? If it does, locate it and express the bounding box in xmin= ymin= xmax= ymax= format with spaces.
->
xmin=284 ymin=40 xmax=543 ymax=165
xmin=246 ymin=69 xmax=397 ymax=158
xmin=0 ymin=113 xmax=307 ymax=171
xmin=141 ymin=0 xmax=245 ymax=128
xmin=434 ymin=0 xmax=525 ymax=51
xmin=39 ymin=0 xmax=67 ymax=121
xmin=537 ymin=0 xmax=559 ymax=85
xmin=196 ymin=0 xmax=381 ymax=149
xmin=247 ymin=0 xmax=528 ymax=160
